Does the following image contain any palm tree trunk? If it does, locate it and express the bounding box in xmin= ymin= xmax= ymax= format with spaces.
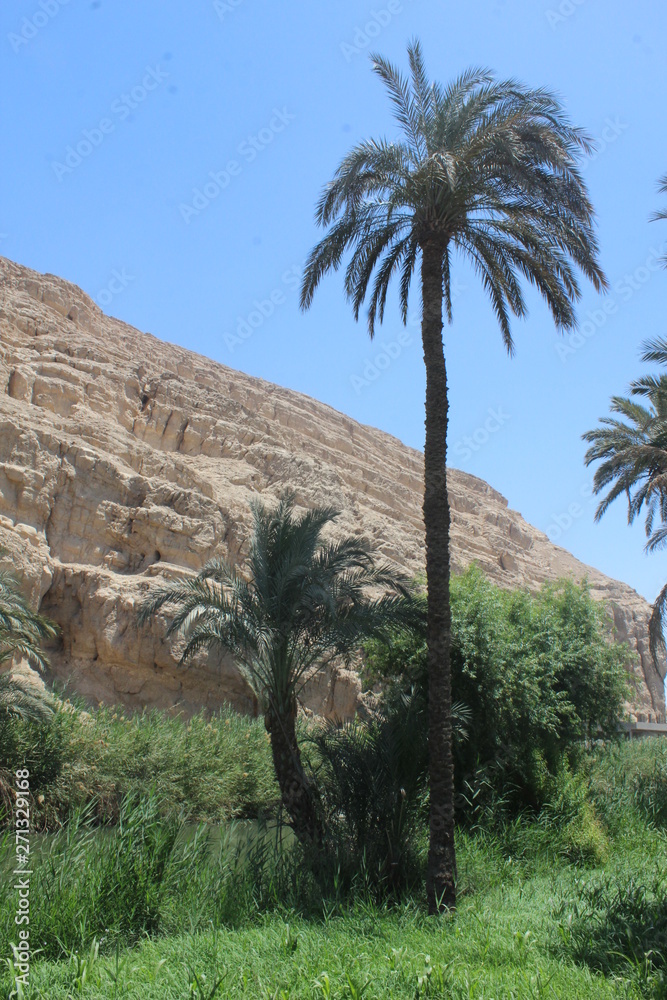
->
xmin=265 ymin=702 xmax=322 ymax=848
xmin=420 ymin=238 xmax=457 ymax=913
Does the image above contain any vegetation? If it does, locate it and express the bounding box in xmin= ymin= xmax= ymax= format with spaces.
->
xmin=364 ymin=567 xmax=632 ymax=813
xmin=1 ymin=738 xmax=666 ymax=998
xmin=0 ymin=569 xmax=58 ymax=678
xmin=300 ymin=40 xmax=606 ymax=912
xmin=0 ymin=704 xmax=276 ymax=830
xmin=0 ymin=567 xmax=59 ymax=811
xmin=305 ymin=692 xmax=429 ymax=896
xmin=589 ymin=737 xmax=667 ymax=832
xmin=138 ymin=492 xmax=421 ymax=848
xmin=0 ymin=567 xmax=59 ymax=732
xmin=0 ymin=559 xmax=661 ymax=996
xmin=3 ymin=570 xmax=629 ymax=836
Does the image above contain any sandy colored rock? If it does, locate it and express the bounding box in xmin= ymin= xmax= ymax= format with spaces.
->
xmin=0 ymin=256 xmax=664 ymax=721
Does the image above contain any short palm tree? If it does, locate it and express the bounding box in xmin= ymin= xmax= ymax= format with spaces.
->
xmin=0 ymin=568 xmax=59 ymax=719
xmin=583 ymin=337 xmax=667 ymax=662
xmin=138 ymin=493 xmax=422 ymax=847
xmin=300 ymin=40 xmax=606 ymax=911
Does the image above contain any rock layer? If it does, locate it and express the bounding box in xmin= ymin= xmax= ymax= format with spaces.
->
xmin=0 ymin=256 xmax=664 ymax=720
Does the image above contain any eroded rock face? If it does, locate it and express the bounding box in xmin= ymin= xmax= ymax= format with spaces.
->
xmin=0 ymin=256 xmax=664 ymax=720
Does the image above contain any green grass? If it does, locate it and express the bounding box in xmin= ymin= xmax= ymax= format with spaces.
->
xmin=589 ymin=738 xmax=667 ymax=832
xmin=14 ymin=875 xmax=658 ymax=998
xmin=2 ymin=808 xmax=666 ymax=998
xmin=2 ymin=706 xmax=666 ymax=998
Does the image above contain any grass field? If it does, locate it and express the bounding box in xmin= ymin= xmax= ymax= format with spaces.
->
xmin=25 ymin=889 xmax=645 ymax=999
xmin=1 ymin=707 xmax=666 ymax=998
xmin=3 ymin=812 xmax=665 ymax=998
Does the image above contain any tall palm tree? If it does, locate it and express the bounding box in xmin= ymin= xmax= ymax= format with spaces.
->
xmin=138 ymin=493 xmax=422 ymax=848
xmin=583 ymin=337 xmax=667 ymax=662
xmin=300 ymin=41 xmax=606 ymax=911
xmin=0 ymin=568 xmax=59 ymax=719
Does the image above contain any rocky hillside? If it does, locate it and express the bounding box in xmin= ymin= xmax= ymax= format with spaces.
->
xmin=0 ymin=256 xmax=664 ymax=720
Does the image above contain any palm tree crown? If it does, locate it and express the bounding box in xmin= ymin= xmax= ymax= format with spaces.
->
xmin=584 ymin=174 xmax=667 ymax=662
xmin=583 ymin=337 xmax=667 ymax=658
xmin=138 ymin=493 xmax=418 ymax=716
xmin=583 ymin=339 xmax=667 ymax=551
xmin=300 ymin=40 xmax=606 ymax=344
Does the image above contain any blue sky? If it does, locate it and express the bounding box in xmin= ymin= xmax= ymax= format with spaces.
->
xmin=1 ymin=0 xmax=666 ymax=603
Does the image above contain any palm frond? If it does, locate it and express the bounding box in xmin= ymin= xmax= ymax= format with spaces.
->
xmin=0 ymin=672 xmax=54 ymax=722
xmin=649 ymin=581 xmax=667 ymax=664
xmin=370 ymin=51 xmax=426 ymax=156
xmin=0 ymin=570 xmax=59 ymax=674
xmin=640 ymin=336 xmax=667 ymax=366
xmin=301 ymin=43 xmax=605 ymax=355
xmin=649 ymin=173 xmax=667 ymax=226
xmin=137 ymin=492 xmax=422 ymax=711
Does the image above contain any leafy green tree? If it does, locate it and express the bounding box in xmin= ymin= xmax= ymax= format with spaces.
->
xmin=300 ymin=41 xmax=606 ymax=910
xmin=138 ymin=493 xmax=421 ymax=848
xmin=364 ymin=568 xmax=630 ymax=812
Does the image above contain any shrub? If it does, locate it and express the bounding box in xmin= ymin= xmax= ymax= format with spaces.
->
xmin=539 ymin=764 xmax=609 ymax=865
xmin=0 ymin=704 xmax=278 ymax=830
xmin=304 ymin=692 xmax=429 ymax=895
xmin=364 ymin=567 xmax=631 ymax=814
xmin=0 ymin=705 xmax=74 ymax=821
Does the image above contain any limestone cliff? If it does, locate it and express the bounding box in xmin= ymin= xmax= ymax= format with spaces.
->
xmin=0 ymin=256 xmax=664 ymax=720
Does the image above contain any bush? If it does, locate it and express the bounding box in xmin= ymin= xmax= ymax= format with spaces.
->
xmin=0 ymin=705 xmax=74 ymax=820
xmin=364 ymin=567 xmax=631 ymax=815
xmin=304 ymin=692 xmax=428 ymax=896
xmin=539 ymin=764 xmax=609 ymax=865
xmin=0 ymin=704 xmax=278 ymax=829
